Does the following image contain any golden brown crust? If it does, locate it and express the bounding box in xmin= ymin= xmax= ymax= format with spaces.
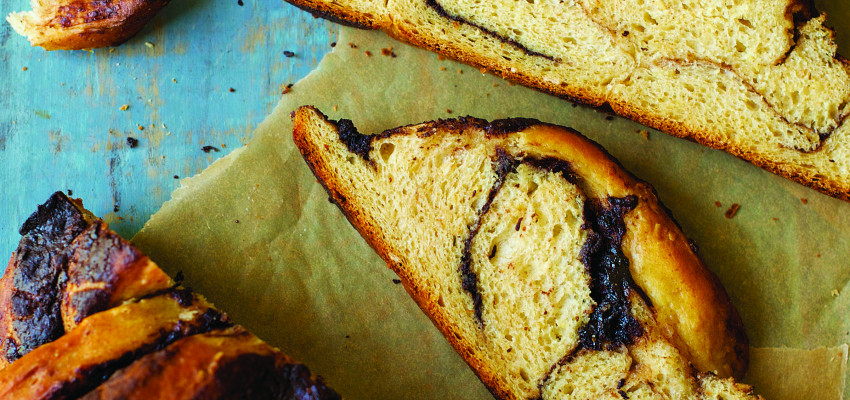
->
xmin=0 ymin=291 xmax=228 ymax=399
xmin=60 ymin=221 xmax=174 ymax=331
xmin=292 ymin=106 xmax=749 ymax=386
xmin=289 ymin=0 xmax=850 ymax=201
xmin=7 ymin=0 xmax=170 ymax=50
xmin=517 ymin=124 xmax=748 ymax=378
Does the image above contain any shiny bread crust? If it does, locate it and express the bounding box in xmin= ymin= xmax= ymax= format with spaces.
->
xmin=292 ymin=105 xmax=748 ymax=383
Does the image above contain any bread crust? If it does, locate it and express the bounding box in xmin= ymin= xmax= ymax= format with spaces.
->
xmin=286 ymin=0 xmax=850 ymax=201
xmin=292 ymin=106 xmax=749 ymax=389
xmin=7 ymin=0 xmax=170 ymax=50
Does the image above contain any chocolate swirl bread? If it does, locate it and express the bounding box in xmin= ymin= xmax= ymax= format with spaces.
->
xmin=7 ymin=0 xmax=170 ymax=50
xmin=285 ymin=0 xmax=850 ymax=201
xmin=0 ymin=192 xmax=340 ymax=400
xmin=293 ymin=106 xmax=759 ymax=399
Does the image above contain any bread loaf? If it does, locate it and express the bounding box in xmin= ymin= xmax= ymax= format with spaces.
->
xmin=293 ymin=105 xmax=758 ymax=399
xmin=285 ymin=0 xmax=850 ymax=201
xmin=7 ymin=0 xmax=169 ymax=50
xmin=0 ymin=192 xmax=341 ymax=400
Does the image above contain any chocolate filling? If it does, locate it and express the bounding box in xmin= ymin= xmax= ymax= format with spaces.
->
xmin=426 ymin=0 xmax=557 ymax=62
xmin=459 ymin=147 xmax=517 ymax=326
xmin=577 ymin=195 xmax=642 ymax=351
xmin=2 ymin=192 xmax=94 ymax=363
xmin=336 ymin=119 xmax=373 ymax=161
xmin=523 ymin=156 xmax=580 ymax=185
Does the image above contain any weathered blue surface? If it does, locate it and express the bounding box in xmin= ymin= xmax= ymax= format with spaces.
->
xmin=0 ymin=0 xmax=338 ymax=261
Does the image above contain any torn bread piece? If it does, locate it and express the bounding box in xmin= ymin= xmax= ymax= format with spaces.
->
xmin=293 ymin=105 xmax=759 ymax=399
xmin=0 ymin=192 xmax=341 ymax=400
xmin=285 ymin=0 xmax=850 ymax=201
xmin=7 ymin=0 xmax=170 ymax=50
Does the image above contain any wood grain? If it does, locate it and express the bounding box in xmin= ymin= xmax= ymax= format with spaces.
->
xmin=0 ymin=0 xmax=338 ymax=259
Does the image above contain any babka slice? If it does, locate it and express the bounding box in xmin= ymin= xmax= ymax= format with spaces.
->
xmin=293 ymin=105 xmax=758 ymax=399
xmin=285 ymin=0 xmax=850 ymax=201
xmin=0 ymin=192 xmax=340 ymax=400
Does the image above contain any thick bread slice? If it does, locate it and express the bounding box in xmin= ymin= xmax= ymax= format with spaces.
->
xmin=6 ymin=0 xmax=170 ymax=50
xmin=285 ymin=0 xmax=850 ymax=201
xmin=293 ymin=105 xmax=756 ymax=399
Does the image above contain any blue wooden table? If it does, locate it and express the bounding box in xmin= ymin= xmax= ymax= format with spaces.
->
xmin=0 ymin=0 xmax=338 ymax=259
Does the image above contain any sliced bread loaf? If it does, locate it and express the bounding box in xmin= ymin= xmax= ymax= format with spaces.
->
xmin=285 ymin=0 xmax=850 ymax=201
xmin=293 ymin=105 xmax=757 ymax=399
xmin=0 ymin=192 xmax=340 ymax=400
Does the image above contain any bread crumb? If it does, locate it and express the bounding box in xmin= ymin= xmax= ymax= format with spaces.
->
xmin=137 ymin=125 xmax=144 ymax=131
xmin=714 ymin=201 xmax=722 ymax=207
xmin=479 ymin=68 xmax=487 ymax=74
xmin=172 ymin=78 xmax=177 ymax=83
xmin=458 ymin=69 xmax=463 ymax=74
xmin=283 ymin=50 xmax=295 ymax=58
xmin=22 ymin=67 xmax=28 ymax=71
xmin=392 ymin=279 xmax=402 ymax=284
xmin=119 ymin=104 xmax=129 ymax=111
xmin=800 ymin=198 xmax=808 ymax=204
xmin=365 ymin=51 xmax=372 ymax=56
xmin=281 ymin=83 xmax=293 ymax=94
xmin=772 ymin=217 xmax=779 ymax=221
xmin=724 ymin=203 xmax=740 ymax=219
xmin=439 ymin=67 xmax=446 ymax=71
xmin=348 ymin=42 xmax=357 ymax=48
xmin=334 ymin=105 xmax=338 ymax=111
xmin=229 ymin=87 xmax=236 ymax=92
xmin=637 ymin=129 xmax=649 ymax=140
xmin=144 ymin=42 xmax=154 ymax=48
xmin=493 ymin=84 xmax=499 ymax=87
xmin=438 ymin=55 xmax=446 ymax=61
xmin=446 ymin=109 xmax=452 ymax=114
xmin=381 ymin=47 xmax=396 ymax=57
xmin=832 ymin=289 xmax=840 ymax=297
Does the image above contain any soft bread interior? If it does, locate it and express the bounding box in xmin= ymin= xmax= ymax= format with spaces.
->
xmin=293 ymin=106 xmax=758 ymax=400
xmin=287 ymin=0 xmax=850 ymax=198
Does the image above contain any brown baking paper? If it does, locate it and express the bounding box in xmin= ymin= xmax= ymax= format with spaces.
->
xmin=134 ymin=7 xmax=850 ymax=398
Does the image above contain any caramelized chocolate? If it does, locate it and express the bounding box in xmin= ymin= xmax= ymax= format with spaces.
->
xmin=60 ymin=221 xmax=172 ymax=330
xmin=0 ymin=192 xmax=95 ymax=365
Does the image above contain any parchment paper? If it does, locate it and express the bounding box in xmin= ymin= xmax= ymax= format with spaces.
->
xmin=134 ymin=16 xmax=850 ymax=399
